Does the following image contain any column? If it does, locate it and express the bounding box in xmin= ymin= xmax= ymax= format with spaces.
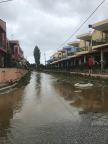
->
xmin=84 ymin=56 xmax=86 ymax=64
xmin=100 ymin=49 xmax=104 ymax=72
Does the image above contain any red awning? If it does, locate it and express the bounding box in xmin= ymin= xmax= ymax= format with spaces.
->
xmin=0 ymin=48 xmax=6 ymax=53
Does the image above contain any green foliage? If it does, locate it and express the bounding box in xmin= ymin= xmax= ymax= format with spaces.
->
xmin=25 ymin=61 xmax=31 ymax=70
xmin=33 ymin=46 xmax=40 ymax=68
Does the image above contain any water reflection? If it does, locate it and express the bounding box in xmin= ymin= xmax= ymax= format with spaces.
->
xmin=53 ymin=82 xmax=76 ymax=101
xmin=53 ymin=82 xmax=108 ymax=113
xmin=0 ymin=88 xmax=24 ymax=138
xmin=73 ymin=86 xmax=108 ymax=112
xmin=0 ymin=73 xmax=108 ymax=144
xmin=35 ymin=73 xmax=42 ymax=103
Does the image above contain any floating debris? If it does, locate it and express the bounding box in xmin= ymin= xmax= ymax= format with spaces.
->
xmin=74 ymin=83 xmax=93 ymax=88
xmin=74 ymin=90 xmax=82 ymax=93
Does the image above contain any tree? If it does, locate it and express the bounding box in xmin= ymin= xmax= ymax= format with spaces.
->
xmin=33 ymin=46 xmax=40 ymax=68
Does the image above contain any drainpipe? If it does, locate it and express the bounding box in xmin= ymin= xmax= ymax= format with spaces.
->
xmin=85 ymin=41 xmax=86 ymax=51
xmin=71 ymin=61 xmax=73 ymax=68
xmin=79 ymin=58 xmax=81 ymax=65
xmin=74 ymin=59 xmax=76 ymax=66
xmin=84 ymin=56 xmax=86 ymax=63
xmin=58 ymin=63 xmax=60 ymax=70
xmin=90 ymin=38 xmax=92 ymax=52
xmin=67 ymin=61 xmax=69 ymax=69
xmin=100 ymin=49 xmax=104 ymax=72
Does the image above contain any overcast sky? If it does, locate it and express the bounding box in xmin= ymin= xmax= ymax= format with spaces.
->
xmin=0 ymin=0 xmax=108 ymax=64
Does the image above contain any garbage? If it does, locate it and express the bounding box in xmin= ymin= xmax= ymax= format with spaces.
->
xmin=74 ymin=83 xmax=93 ymax=88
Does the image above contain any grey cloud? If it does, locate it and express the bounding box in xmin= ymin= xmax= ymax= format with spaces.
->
xmin=0 ymin=0 xmax=108 ymax=63
xmin=28 ymin=0 xmax=100 ymax=18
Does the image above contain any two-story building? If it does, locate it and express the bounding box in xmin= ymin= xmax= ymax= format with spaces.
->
xmin=90 ymin=19 xmax=108 ymax=70
xmin=8 ymin=40 xmax=24 ymax=61
xmin=77 ymin=32 xmax=92 ymax=52
xmin=47 ymin=18 xmax=108 ymax=72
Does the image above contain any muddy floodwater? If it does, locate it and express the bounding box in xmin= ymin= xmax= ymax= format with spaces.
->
xmin=0 ymin=72 xmax=108 ymax=144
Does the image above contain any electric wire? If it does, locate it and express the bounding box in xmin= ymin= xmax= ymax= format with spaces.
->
xmin=57 ymin=0 xmax=106 ymax=50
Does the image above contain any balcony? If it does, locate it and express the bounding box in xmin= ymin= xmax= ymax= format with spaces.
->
xmin=92 ymin=19 xmax=108 ymax=33
xmin=0 ymin=42 xmax=6 ymax=53
xmin=68 ymin=41 xmax=80 ymax=47
xmin=77 ymin=33 xmax=92 ymax=41
xmin=92 ymin=37 xmax=108 ymax=47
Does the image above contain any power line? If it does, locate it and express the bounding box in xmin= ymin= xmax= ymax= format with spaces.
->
xmin=57 ymin=0 xmax=106 ymax=50
xmin=0 ymin=0 xmax=13 ymax=4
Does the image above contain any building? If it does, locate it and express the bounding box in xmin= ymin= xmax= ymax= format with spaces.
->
xmin=91 ymin=19 xmax=108 ymax=70
xmin=77 ymin=32 xmax=92 ymax=51
xmin=47 ymin=19 xmax=108 ymax=72
xmin=0 ymin=19 xmax=7 ymax=67
xmin=63 ymin=45 xmax=76 ymax=56
xmin=0 ymin=19 xmax=26 ymax=69
xmin=50 ymin=52 xmax=62 ymax=61
xmin=8 ymin=40 xmax=24 ymax=61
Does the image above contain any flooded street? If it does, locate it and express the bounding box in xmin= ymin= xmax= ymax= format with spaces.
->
xmin=0 ymin=72 xmax=108 ymax=144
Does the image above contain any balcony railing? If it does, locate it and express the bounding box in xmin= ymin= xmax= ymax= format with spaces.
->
xmin=92 ymin=38 xmax=108 ymax=46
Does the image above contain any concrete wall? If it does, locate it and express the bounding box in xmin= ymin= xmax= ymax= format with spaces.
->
xmin=0 ymin=68 xmax=27 ymax=83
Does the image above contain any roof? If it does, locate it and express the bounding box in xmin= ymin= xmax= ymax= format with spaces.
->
xmin=77 ymin=32 xmax=92 ymax=41
xmin=92 ymin=19 xmax=108 ymax=32
xmin=68 ymin=41 xmax=80 ymax=47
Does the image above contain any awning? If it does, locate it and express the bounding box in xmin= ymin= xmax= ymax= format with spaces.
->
xmin=92 ymin=19 xmax=108 ymax=32
xmin=0 ymin=48 xmax=6 ymax=53
xmin=77 ymin=33 xmax=92 ymax=41
xmin=68 ymin=41 xmax=80 ymax=47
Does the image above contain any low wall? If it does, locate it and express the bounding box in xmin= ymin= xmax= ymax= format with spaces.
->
xmin=0 ymin=68 xmax=28 ymax=83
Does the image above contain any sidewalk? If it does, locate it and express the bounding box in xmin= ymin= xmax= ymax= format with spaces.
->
xmin=70 ymin=72 xmax=108 ymax=78
xmin=0 ymin=83 xmax=8 ymax=88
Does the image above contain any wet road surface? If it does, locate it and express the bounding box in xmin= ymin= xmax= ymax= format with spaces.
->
xmin=0 ymin=72 xmax=108 ymax=144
